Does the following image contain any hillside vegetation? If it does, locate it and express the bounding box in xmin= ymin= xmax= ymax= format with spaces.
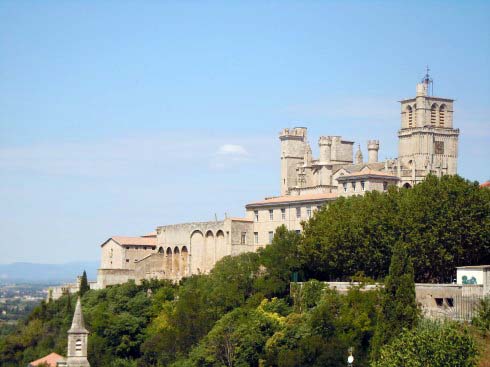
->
xmin=0 ymin=175 xmax=489 ymax=367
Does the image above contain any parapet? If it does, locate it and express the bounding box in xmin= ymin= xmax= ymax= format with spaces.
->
xmin=318 ymin=136 xmax=332 ymax=146
xmin=279 ymin=127 xmax=307 ymax=140
xmin=367 ymin=140 xmax=380 ymax=150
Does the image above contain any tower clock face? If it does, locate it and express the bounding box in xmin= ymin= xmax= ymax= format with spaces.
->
xmin=435 ymin=141 xmax=444 ymax=154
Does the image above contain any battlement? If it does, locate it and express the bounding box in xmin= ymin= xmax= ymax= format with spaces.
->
xmin=279 ymin=127 xmax=307 ymax=140
xmin=318 ymin=136 xmax=333 ymax=146
xmin=368 ymin=140 xmax=379 ymax=148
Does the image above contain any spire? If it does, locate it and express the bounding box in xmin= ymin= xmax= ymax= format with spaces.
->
xmin=68 ymin=297 xmax=88 ymax=334
xmin=355 ymin=144 xmax=363 ymax=164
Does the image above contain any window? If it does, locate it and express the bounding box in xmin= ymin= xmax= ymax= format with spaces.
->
xmin=407 ymin=105 xmax=413 ymax=127
xmin=343 ymin=183 xmax=347 ymax=192
xmin=269 ymin=209 xmax=274 ymax=221
xmin=351 ymin=182 xmax=356 ymax=191
xmin=241 ymin=232 xmax=247 ymax=245
xmin=383 ymin=181 xmax=388 ymax=191
xmin=281 ymin=208 xmax=286 ymax=220
xmin=268 ymin=231 xmax=274 ymax=243
xmin=126 ymin=246 xmax=130 ymax=250
xmin=143 ymin=247 xmax=147 ymax=250
xmin=445 ymin=298 xmax=454 ymax=307
xmin=306 ymin=206 xmax=312 ymax=218
xmin=361 ymin=181 xmax=365 ymax=191
xmin=295 ymin=230 xmax=301 ymax=235
xmin=296 ymin=207 xmax=301 ymax=218
xmin=435 ymin=298 xmax=444 ymax=307
xmin=126 ymin=259 xmax=129 ymax=263
xmin=254 ymin=232 xmax=258 ymax=244
xmin=439 ymin=105 xmax=446 ymax=126
xmin=76 ymin=339 xmax=82 ymax=352
xmin=431 ymin=103 xmax=437 ymax=125
xmin=254 ymin=210 xmax=259 ymax=221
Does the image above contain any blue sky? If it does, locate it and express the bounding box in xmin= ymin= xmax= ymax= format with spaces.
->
xmin=1 ymin=1 xmax=489 ymax=264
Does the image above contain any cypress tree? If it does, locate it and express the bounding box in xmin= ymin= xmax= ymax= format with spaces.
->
xmin=79 ymin=270 xmax=90 ymax=296
xmin=371 ymin=242 xmax=418 ymax=359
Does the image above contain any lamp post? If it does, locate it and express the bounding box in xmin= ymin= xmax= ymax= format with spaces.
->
xmin=347 ymin=347 xmax=354 ymax=366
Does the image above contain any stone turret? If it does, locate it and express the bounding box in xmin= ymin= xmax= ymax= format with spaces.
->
xmin=318 ymin=136 xmax=332 ymax=163
xmin=66 ymin=297 xmax=90 ymax=367
xmin=279 ymin=127 xmax=307 ymax=195
xmin=367 ymin=140 xmax=379 ymax=163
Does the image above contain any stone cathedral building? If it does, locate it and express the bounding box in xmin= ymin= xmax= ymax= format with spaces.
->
xmin=91 ymin=76 xmax=459 ymax=288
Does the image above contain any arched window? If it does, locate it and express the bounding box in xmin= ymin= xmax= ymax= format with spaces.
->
xmin=76 ymin=339 xmax=82 ymax=352
xmin=166 ymin=247 xmax=173 ymax=274
xmin=430 ymin=103 xmax=437 ymax=125
xmin=407 ymin=105 xmax=413 ymax=127
xmin=439 ymin=104 xmax=446 ymax=126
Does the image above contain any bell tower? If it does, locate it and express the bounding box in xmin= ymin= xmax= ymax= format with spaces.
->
xmin=66 ymin=297 xmax=90 ymax=367
xmin=398 ymin=69 xmax=459 ymax=185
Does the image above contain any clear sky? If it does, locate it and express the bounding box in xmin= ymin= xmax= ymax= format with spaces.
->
xmin=1 ymin=1 xmax=489 ymax=264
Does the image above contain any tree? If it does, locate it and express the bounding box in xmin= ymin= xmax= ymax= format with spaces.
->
xmin=373 ymin=320 xmax=478 ymax=367
xmin=371 ymin=242 xmax=418 ymax=358
xmin=472 ymin=296 xmax=490 ymax=336
xmin=80 ymin=270 xmax=90 ymax=296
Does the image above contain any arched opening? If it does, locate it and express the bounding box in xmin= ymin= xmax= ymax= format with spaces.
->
xmin=166 ymin=247 xmax=172 ymax=274
xmin=430 ymin=103 xmax=438 ymax=125
xmin=406 ymin=105 xmax=413 ymax=127
xmin=439 ymin=104 xmax=446 ymax=126
xmin=158 ymin=247 xmax=164 ymax=253
xmin=403 ymin=182 xmax=412 ymax=189
xmin=204 ymin=230 xmax=215 ymax=273
xmin=181 ymin=246 xmax=189 ymax=276
xmin=216 ymin=230 xmax=226 ymax=261
xmin=190 ymin=230 xmax=204 ymax=275
xmin=173 ymin=247 xmax=180 ymax=276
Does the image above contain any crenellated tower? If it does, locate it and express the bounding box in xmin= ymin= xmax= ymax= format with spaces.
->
xmin=279 ymin=127 xmax=308 ymax=195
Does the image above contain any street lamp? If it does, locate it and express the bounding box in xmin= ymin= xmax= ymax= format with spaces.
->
xmin=347 ymin=347 xmax=354 ymax=366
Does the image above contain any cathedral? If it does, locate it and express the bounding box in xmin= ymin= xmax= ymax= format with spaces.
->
xmin=83 ymin=75 xmax=459 ymax=289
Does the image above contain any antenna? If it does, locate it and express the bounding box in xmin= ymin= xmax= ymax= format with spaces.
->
xmin=421 ymin=65 xmax=433 ymax=96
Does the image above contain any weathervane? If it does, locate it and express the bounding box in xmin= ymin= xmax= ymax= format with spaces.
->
xmin=421 ymin=65 xmax=434 ymax=96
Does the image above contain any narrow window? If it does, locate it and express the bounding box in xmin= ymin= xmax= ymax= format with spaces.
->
xmin=254 ymin=232 xmax=258 ymax=244
xmin=254 ymin=210 xmax=259 ymax=221
xmin=296 ymin=207 xmax=301 ymax=218
xmin=306 ymin=206 xmax=312 ymax=218
xmin=407 ymin=105 xmax=413 ymax=127
xmin=439 ymin=105 xmax=446 ymax=126
xmin=126 ymin=259 xmax=129 ymax=263
xmin=281 ymin=208 xmax=286 ymax=220
xmin=268 ymin=231 xmax=274 ymax=243
xmin=430 ymin=103 xmax=437 ymax=125
xmin=343 ymin=183 xmax=347 ymax=192
xmin=241 ymin=232 xmax=247 ymax=245
xmin=383 ymin=181 xmax=388 ymax=191
xmin=269 ymin=209 xmax=274 ymax=221
xmin=76 ymin=339 xmax=82 ymax=352
xmin=351 ymin=182 xmax=356 ymax=191
xmin=361 ymin=181 xmax=365 ymax=191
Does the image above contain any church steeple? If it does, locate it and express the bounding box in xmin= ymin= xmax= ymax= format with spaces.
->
xmin=355 ymin=144 xmax=363 ymax=164
xmin=66 ymin=297 xmax=90 ymax=367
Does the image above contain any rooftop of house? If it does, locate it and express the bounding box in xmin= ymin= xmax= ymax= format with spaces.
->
xmin=29 ymin=352 xmax=65 ymax=367
xmin=246 ymin=192 xmax=338 ymax=208
xmin=101 ymin=236 xmax=157 ymax=247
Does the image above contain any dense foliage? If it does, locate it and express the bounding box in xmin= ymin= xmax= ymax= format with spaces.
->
xmin=301 ymin=175 xmax=490 ymax=282
xmin=0 ymin=175 xmax=488 ymax=366
xmin=373 ymin=320 xmax=478 ymax=367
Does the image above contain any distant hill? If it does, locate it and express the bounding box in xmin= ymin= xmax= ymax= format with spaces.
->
xmin=0 ymin=261 xmax=99 ymax=283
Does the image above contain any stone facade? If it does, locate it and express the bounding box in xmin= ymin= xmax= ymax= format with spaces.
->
xmin=94 ymin=76 xmax=460 ymax=287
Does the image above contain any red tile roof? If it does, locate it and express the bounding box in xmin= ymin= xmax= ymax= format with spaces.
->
xmin=246 ymin=193 xmax=337 ymax=207
xmin=142 ymin=231 xmax=157 ymax=237
xmin=480 ymin=181 xmax=490 ymax=188
xmin=29 ymin=352 xmax=64 ymax=367
xmin=102 ymin=236 xmax=157 ymax=247
xmin=340 ymin=169 xmax=399 ymax=178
